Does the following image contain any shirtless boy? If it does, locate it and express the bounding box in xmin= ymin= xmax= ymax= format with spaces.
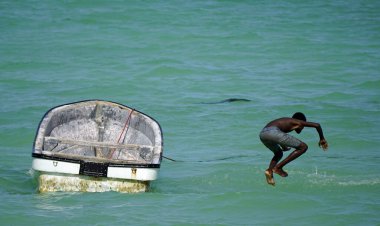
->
xmin=259 ymin=112 xmax=328 ymax=186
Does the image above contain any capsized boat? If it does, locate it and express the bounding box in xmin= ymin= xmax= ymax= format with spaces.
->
xmin=32 ymin=100 xmax=163 ymax=192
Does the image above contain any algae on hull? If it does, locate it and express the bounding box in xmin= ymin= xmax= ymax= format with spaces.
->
xmin=38 ymin=173 xmax=149 ymax=193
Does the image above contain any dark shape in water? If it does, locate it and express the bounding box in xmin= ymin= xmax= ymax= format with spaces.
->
xmin=200 ymin=98 xmax=251 ymax=104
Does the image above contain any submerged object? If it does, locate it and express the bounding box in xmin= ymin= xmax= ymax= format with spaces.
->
xmin=32 ymin=100 xmax=163 ymax=193
xmin=199 ymin=98 xmax=251 ymax=104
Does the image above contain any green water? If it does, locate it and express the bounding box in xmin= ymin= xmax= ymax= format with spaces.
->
xmin=1 ymin=0 xmax=379 ymax=225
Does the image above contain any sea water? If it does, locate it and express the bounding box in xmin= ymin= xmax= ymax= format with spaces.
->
xmin=1 ymin=0 xmax=379 ymax=225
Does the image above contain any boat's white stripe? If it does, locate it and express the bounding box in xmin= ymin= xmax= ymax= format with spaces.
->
xmin=32 ymin=158 xmax=159 ymax=181
xmin=32 ymin=158 xmax=80 ymax=174
xmin=107 ymin=167 xmax=158 ymax=181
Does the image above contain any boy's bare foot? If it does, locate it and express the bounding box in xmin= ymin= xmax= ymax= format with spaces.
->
xmin=265 ymin=170 xmax=275 ymax=186
xmin=273 ymin=168 xmax=288 ymax=177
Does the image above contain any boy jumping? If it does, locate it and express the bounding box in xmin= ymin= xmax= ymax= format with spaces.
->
xmin=259 ymin=112 xmax=328 ymax=186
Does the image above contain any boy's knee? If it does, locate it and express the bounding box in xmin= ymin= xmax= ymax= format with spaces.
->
xmin=298 ymin=143 xmax=308 ymax=153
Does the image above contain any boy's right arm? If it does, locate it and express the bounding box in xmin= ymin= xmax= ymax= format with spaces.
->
xmin=319 ymin=139 xmax=328 ymax=151
xmin=302 ymin=121 xmax=328 ymax=151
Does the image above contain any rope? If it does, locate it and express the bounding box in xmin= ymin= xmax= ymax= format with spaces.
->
xmin=163 ymin=155 xmax=177 ymax=162
xmin=117 ymin=109 xmax=134 ymax=144
xmin=108 ymin=109 xmax=134 ymax=159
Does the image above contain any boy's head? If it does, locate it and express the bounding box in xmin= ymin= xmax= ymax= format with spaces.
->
xmin=292 ymin=112 xmax=306 ymax=133
xmin=292 ymin=112 xmax=306 ymax=121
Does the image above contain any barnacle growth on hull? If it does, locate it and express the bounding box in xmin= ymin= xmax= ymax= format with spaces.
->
xmin=37 ymin=173 xmax=149 ymax=193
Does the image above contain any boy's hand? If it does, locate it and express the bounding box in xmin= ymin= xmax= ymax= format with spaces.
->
xmin=319 ymin=139 xmax=328 ymax=151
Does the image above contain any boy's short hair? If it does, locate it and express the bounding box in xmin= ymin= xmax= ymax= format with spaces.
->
xmin=292 ymin=112 xmax=306 ymax=121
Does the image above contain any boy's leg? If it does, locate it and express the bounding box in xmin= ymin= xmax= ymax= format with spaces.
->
xmin=265 ymin=151 xmax=283 ymax=186
xmin=268 ymin=151 xmax=283 ymax=171
xmin=273 ymin=167 xmax=288 ymax=177
xmin=275 ymin=142 xmax=308 ymax=171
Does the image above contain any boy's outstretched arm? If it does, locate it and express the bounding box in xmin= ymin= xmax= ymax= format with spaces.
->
xmin=302 ymin=121 xmax=329 ymax=151
xmin=318 ymin=139 xmax=328 ymax=151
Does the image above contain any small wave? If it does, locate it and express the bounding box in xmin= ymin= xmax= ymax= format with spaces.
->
xmin=287 ymin=167 xmax=380 ymax=187
xmin=338 ymin=179 xmax=380 ymax=186
xmin=27 ymin=168 xmax=36 ymax=177
xmin=306 ymin=171 xmax=380 ymax=187
xmin=306 ymin=171 xmax=337 ymax=186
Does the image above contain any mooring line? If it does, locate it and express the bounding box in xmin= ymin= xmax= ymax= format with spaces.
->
xmin=163 ymin=155 xmax=177 ymax=162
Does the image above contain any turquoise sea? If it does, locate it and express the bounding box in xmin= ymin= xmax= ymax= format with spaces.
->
xmin=1 ymin=0 xmax=379 ymax=225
